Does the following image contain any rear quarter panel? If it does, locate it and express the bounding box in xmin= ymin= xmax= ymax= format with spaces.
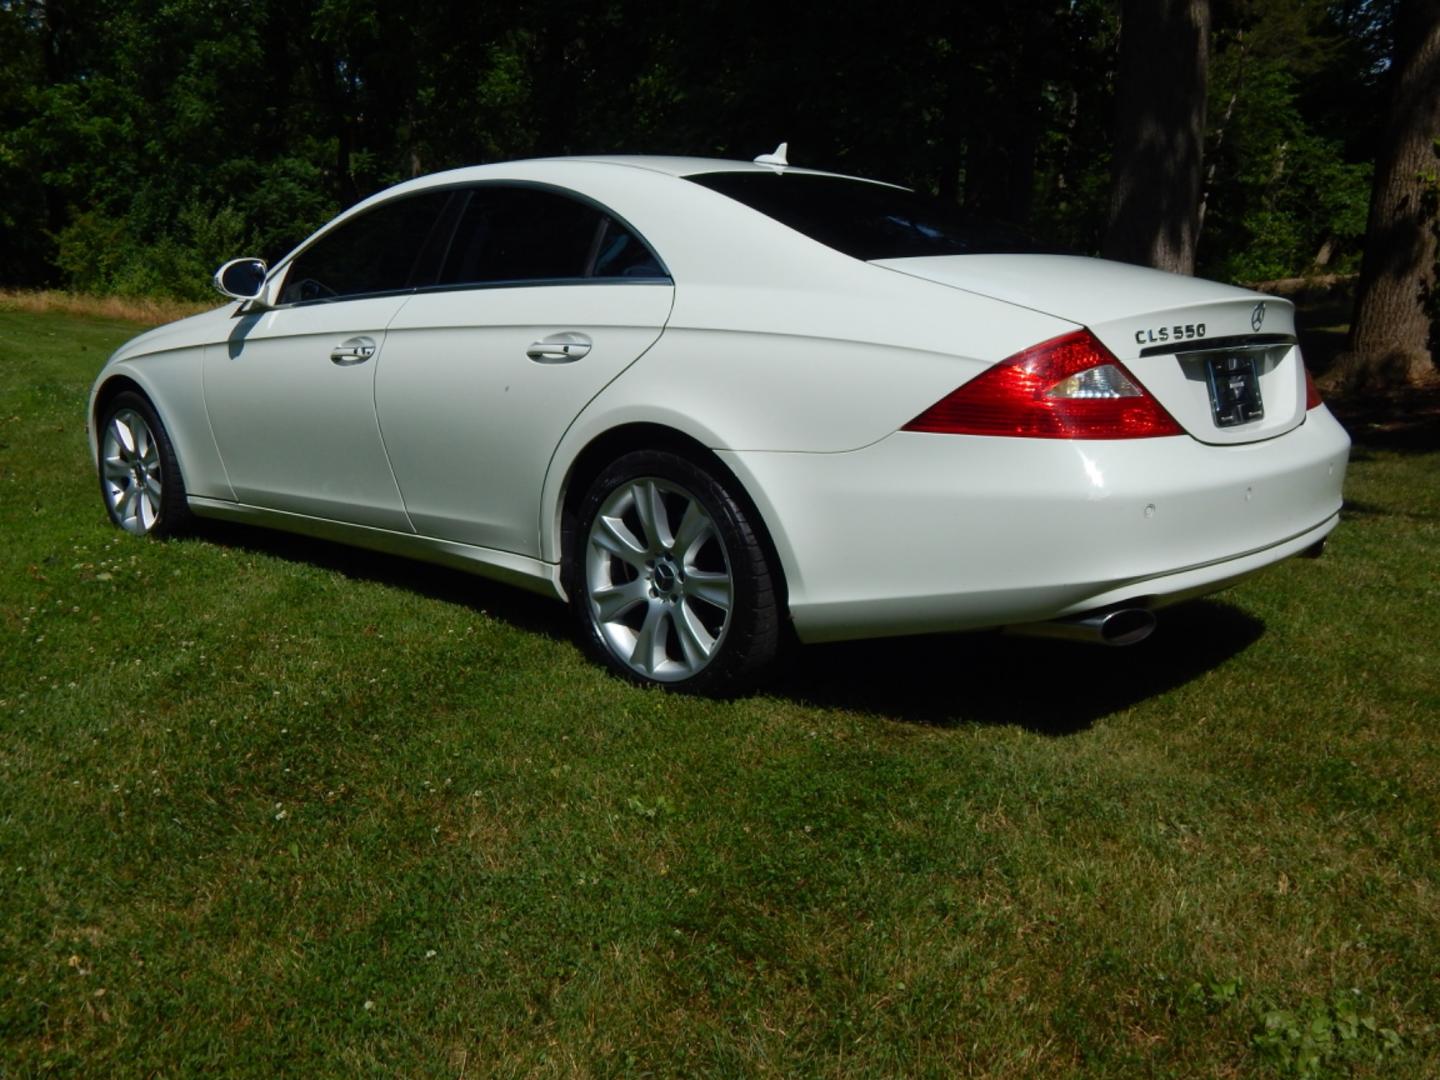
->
xmin=538 ymin=279 xmax=1072 ymax=562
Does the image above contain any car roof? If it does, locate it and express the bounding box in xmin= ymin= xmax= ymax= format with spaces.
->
xmin=279 ymin=155 xmax=911 ymax=279
xmin=550 ymin=154 xmax=863 ymax=181
xmin=364 ymin=157 xmax=910 ymax=212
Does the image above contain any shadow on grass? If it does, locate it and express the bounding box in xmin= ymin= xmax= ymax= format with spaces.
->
xmin=1328 ymin=387 xmax=1440 ymax=455
xmin=769 ymin=599 xmax=1265 ymax=735
xmin=1268 ymin=273 xmax=1352 ymax=381
xmin=1341 ymin=496 xmax=1435 ymax=524
xmin=190 ymin=517 xmax=570 ymax=641
xmin=1298 ymin=325 xmax=1349 ymax=378
xmin=189 ymin=519 xmax=1265 ymax=734
xmin=1341 ymin=498 xmax=1388 ymax=519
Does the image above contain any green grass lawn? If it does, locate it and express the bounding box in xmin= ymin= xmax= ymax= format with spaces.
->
xmin=2 ymin=308 xmax=1437 ymax=1077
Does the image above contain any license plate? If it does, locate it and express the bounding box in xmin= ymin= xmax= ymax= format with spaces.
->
xmin=1205 ymin=353 xmax=1265 ymax=427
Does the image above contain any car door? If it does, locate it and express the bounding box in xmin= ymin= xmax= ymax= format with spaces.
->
xmin=376 ymin=185 xmax=674 ymax=556
xmin=203 ymin=189 xmax=455 ymax=532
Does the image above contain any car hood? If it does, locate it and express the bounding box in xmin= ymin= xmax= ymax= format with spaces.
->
xmin=108 ymin=302 xmax=239 ymax=364
xmin=869 ymin=254 xmax=1269 ymax=329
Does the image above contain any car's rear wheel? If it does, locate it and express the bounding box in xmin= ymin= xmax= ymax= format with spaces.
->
xmin=567 ymin=450 xmax=781 ymax=694
xmin=98 ymin=391 xmax=190 ymax=538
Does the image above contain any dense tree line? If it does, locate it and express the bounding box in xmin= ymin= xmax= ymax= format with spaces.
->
xmin=0 ymin=0 xmax=1432 ymax=382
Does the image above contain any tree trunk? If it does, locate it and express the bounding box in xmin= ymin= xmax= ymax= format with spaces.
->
xmin=1342 ymin=0 xmax=1440 ymax=389
xmin=1103 ymin=0 xmax=1211 ymax=275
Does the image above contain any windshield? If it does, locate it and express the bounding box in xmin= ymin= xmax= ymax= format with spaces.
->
xmin=685 ymin=171 xmax=1049 ymax=261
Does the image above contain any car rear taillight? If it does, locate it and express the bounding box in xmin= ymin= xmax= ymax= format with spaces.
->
xmin=903 ymin=329 xmax=1184 ymax=439
xmin=1303 ymin=365 xmax=1323 ymax=410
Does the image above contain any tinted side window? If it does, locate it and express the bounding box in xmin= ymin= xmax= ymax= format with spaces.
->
xmin=592 ymin=216 xmax=664 ymax=278
xmin=280 ymin=191 xmax=452 ymax=304
xmin=440 ymin=188 xmax=599 ymax=285
xmin=685 ymin=172 xmax=1047 ymax=261
xmin=438 ymin=186 xmax=666 ymax=286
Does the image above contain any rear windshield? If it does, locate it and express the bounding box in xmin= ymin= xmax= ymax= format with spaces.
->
xmin=685 ymin=171 xmax=1047 ymax=261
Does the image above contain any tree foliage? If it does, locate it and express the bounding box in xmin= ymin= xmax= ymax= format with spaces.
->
xmin=1198 ymin=0 xmax=1378 ymax=282
xmin=0 ymin=0 xmax=1397 ymax=303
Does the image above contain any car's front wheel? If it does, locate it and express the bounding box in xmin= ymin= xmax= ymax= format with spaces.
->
xmin=567 ymin=450 xmax=781 ymax=694
xmin=98 ymin=391 xmax=190 ymax=538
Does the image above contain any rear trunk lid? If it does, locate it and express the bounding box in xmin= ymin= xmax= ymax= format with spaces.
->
xmin=872 ymin=254 xmax=1307 ymax=445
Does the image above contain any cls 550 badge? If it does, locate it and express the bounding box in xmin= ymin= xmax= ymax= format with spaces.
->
xmin=1135 ymin=323 xmax=1207 ymax=345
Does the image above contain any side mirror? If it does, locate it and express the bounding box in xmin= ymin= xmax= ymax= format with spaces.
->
xmin=213 ymin=257 xmax=268 ymax=301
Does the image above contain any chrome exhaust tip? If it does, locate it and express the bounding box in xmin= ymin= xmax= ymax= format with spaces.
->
xmin=1004 ymin=607 xmax=1157 ymax=647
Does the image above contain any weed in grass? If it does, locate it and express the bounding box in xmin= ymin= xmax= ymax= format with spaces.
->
xmin=1252 ymin=991 xmax=1405 ymax=1078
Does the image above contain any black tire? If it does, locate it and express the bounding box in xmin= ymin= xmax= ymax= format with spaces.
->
xmin=97 ymin=390 xmax=192 ymax=538
xmin=564 ymin=449 xmax=781 ymax=694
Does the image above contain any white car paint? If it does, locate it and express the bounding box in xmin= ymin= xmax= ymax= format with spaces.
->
xmin=378 ymin=281 xmax=674 ymax=555
xmin=89 ymin=154 xmax=1351 ymax=669
xmin=718 ymin=413 xmax=1347 ymax=641
xmin=204 ymin=296 xmax=414 ymax=531
xmin=874 ymin=254 xmax=1307 ymax=445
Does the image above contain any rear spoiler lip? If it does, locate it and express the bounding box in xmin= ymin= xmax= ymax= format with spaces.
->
xmin=1139 ymin=332 xmax=1297 ymax=358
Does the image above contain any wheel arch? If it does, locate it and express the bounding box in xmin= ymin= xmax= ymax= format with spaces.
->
xmin=92 ymin=375 xmax=197 ymax=537
xmin=92 ymin=372 xmax=149 ymax=430
xmin=90 ymin=357 xmax=234 ymax=502
xmin=554 ymin=422 xmax=790 ymax=619
xmin=90 ymin=372 xmax=160 ymax=470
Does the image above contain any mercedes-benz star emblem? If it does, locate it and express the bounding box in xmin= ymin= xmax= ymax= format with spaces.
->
xmin=1251 ymin=302 xmax=1266 ymax=332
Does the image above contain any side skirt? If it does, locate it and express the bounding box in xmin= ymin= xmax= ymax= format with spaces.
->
xmin=187 ymin=496 xmax=566 ymax=600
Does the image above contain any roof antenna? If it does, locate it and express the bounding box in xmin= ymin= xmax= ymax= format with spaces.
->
xmin=753 ymin=142 xmax=788 ymax=168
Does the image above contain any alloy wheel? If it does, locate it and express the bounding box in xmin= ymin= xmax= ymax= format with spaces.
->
xmin=584 ymin=477 xmax=734 ymax=682
xmin=101 ymin=408 xmax=163 ymax=535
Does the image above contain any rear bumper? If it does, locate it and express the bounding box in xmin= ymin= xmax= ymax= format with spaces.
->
xmin=719 ymin=407 xmax=1350 ymax=643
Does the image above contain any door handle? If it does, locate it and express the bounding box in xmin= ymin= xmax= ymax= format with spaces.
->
xmin=526 ymin=332 xmax=591 ymax=364
xmin=330 ymin=336 xmax=378 ymax=365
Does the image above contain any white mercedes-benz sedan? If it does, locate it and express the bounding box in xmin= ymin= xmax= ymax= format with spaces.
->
xmin=88 ymin=154 xmax=1350 ymax=692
